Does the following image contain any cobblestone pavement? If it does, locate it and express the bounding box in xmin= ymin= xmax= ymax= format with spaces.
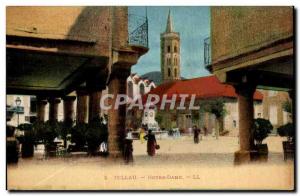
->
xmin=7 ymin=136 xmax=294 ymax=190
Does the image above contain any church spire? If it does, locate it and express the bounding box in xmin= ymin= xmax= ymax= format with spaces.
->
xmin=165 ymin=9 xmax=173 ymax=33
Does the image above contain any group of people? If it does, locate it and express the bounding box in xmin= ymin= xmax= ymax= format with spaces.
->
xmin=138 ymin=125 xmax=159 ymax=156
xmin=123 ymin=125 xmax=207 ymax=163
xmin=124 ymin=125 xmax=158 ymax=163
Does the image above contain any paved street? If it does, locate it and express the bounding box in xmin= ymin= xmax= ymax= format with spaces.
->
xmin=7 ymin=136 xmax=294 ymax=190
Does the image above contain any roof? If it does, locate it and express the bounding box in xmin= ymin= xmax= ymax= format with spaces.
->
xmin=142 ymin=75 xmax=263 ymax=105
xmin=166 ymin=9 xmax=173 ymax=33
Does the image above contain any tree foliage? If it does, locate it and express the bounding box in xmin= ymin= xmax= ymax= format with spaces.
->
xmin=71 ymin=122 xmax=88 ymax=148
xmin=277 ymin=123 xmax=294 ymax=142
xmin=252 ymin=118 xmax=273 ymax=145
xmin=33 ymin=120 xmax=60 ymax=145
xmin=199 ymin=98 xmax=227 ymax=118
xmin=155 ymin=112 xmax=163 ymax=125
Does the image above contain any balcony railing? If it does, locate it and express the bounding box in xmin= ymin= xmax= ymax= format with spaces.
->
xmin=128 ymin=14 xmax=148 ymax=48
xmin=204 ymin=37 xmax=211 ymax=66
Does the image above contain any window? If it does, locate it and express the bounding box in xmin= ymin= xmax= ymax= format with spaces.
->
xmin=145 ymin=112 xmax=148 ymax=117
xmin=150 ymin=85 xmax=155 ymax=91
xmin=174 ymin=45 xmax=177 ymax=53
xmin=233 ymin=120 xmax=237 ymax=128
xmin=139 ymin=83 xmax=145 ymax=95
xmin=167 ymin=57 xmax=171 ymax=66
xmin=167 ymin=45 xmax=171 ymax=53
xmin=127 ymin=81 xmax=133 ymax=99
xmin=25 ymin=116 xmax=30 ymax=122
xmin=257 ymin=113 xmax=261 ymax=118
xmin=174 ymin=68 xmax=177 ymax=77
xmin=168 ymin=68 xmax=171 ymax=77
xmin=174 ymin=58 xmax=177 ymax=66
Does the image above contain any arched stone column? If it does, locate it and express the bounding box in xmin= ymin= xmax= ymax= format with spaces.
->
xmin=36 ymin=97 xmax=47 ymax=122
xmin=76 ymin=90 xmax=89 ymax=124
xmin=108 ymin=68 xmax=130 ymax=158
xmin=234 ymin=84 xmax=256 ymax=164
xmin=63 ymin=96 xmax=76 ymax=122
xmin=48 ymin=97 xmax=61 ymax=121
xmin=88 ymin=91 xmax=102 ymax=122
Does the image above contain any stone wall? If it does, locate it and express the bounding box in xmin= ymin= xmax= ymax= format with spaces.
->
xmin=211 ymin=6 xmax=293 ymax=63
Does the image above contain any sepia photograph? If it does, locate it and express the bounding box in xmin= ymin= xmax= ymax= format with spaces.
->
xmin=5 ymin=4 xmax=295 ymax=191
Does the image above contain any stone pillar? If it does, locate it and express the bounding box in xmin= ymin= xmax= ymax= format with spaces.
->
xmin=48 ymin=97 xmax=61 ymax=121
xmin=234 ymin=84 xmax=256 ymax=164
xmin=76 ymin=90 xmax=89 ymax=124
xmin=88 ymin=91 xmax=102 ymax=122
xmin=63 ymin=96 xmax=76 ymax=123
xmin=36 ymin=97 xmax=47 ymax=122
xmin=108 ymin=68 xmax=130 ymax=158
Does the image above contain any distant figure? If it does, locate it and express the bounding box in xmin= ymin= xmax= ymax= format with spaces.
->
xmin=124 ymin=129 xmax=133 ymax=163
xmin=144 ymin=129 xmax=157 ymax=156
xmin=139 ymin=127 xmax=146 ymax=144
xmin=203 ymin=126 xmax=208 ymax=136
xmin=193 ymin=125 xmax=200 ymax=144
xmin=173 ymin=128 xmax=180 ymax=138
xmin=100 ymin=142 xmax=107 ymax=153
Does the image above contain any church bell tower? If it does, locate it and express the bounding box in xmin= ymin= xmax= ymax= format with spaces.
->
xmin=160 ymin=9 xmax=181 ymax=83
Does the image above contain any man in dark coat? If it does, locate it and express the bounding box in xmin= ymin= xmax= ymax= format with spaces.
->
xmin=193 ymin=125 xmax=200 ymax=144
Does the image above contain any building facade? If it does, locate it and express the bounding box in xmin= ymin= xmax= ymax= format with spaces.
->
xmin=126 ymin=73 xmax=156 ymax=99
xmin=126 ymin=74 xmax=157 ymax=129
xmin=259 ymin=90 xmax=292 ymax=128
xmin=145 ymin=76 xmax=264 ymax=136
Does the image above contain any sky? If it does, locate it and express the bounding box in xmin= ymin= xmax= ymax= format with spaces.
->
xmin=129 ymin=6 xmax=211 ymax=79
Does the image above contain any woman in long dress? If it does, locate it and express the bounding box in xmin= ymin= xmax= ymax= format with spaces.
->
xmin=144 ymin=129 xmax=157 ymax=156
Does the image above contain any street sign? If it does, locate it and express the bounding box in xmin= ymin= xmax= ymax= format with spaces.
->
xmin=15 ymin=106 xmax=24 ymax=114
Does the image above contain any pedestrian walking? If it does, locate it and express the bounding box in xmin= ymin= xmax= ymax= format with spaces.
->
xmin=193 ymin=125 xmax=200 ymax=144
xmin=203 ymin=126 xmax=208 ymax=136
xmin=144 ymin=129 xmax=158 ymax=156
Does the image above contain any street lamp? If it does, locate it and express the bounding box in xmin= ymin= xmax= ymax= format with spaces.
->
xmin=15 ymin=97 xmax=21 ymax=126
